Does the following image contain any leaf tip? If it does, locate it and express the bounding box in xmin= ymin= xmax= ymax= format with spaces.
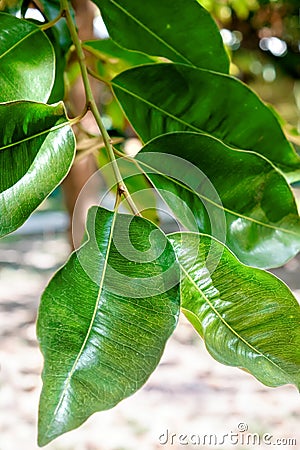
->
xmin=37 ymin=430 xmax=52 ymax=448
xmin=37 ymin=418 xmax=65 ymax=448
xmin=37 ymin=401 xmax=65 ymax=448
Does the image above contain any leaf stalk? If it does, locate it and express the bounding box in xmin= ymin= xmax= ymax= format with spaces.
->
xmin=40 ymin=11 xmax=64 ymax=31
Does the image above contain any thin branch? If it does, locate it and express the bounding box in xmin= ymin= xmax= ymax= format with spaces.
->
xmin=113 ymin=147 xmax=132 ymax=159
xmin=121 ymin=189 xmax=140 ymax=216
xmin=40 ymin=11 xmax=63 ymax=30
xmin=82 ymin=43 xmax=107 ymax=63
xmin=75 ymin=143 xmax=104 ymax=163
xmin=75 ymin=137 xmax=124 ymax=163
xmin=111 ymin=146 xmax=155 ymax=216
xmin=68 ymin=104 xmax=89 ymax=126
xmin=87 ymin=67 xmax=110 ymax=86
xmin=60 ymin=0 xmax=141 ymax=216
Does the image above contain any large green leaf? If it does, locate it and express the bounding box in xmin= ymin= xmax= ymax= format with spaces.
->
xmin=83 ymin=38 xmax=154 ymax=81
xmin=112 ymin=63 xmax=300 ymax=180
xmin=135 ymin=132 xmax=300 ymax=268
xmin=95 ymin=0 xmax=229 ymax=73
xmin=169 ymin=232 xmax=300 ymax=389
xmin=0 ymin=13 xmax=55 ymax=103
xmin=0 ymin=101 xmax=75 ymax=237
xmin=21 ymin=0 xmax=73 ymax=102
xmin=37 ymin=206 xmax=180 ymax=446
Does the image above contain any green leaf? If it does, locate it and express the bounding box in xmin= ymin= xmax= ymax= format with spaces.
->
xmin=95 ymin=0 xmax=229 ymax=73
xmin=0 ymin=13 xmax=55 ymax=103
xmin=169 ymin=232 xmax=300 ymax=389
xmin=83 ymin=38 xmax=154 ymax=81
xmin=21 ymin=0 xmax=73 ymax=102
xmin=136 ymin=132 xmax=300 ymax=268
xmin=112 ymin=63 xmax=300 ymax=180
xmin=0 ymin=101 xmax=75 ymax=238
xmin=37 ymin=206 xmax=180 ymax=446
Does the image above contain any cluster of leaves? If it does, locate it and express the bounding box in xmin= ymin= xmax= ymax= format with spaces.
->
xmin=1 ymin=0 xmax=300 ymax=446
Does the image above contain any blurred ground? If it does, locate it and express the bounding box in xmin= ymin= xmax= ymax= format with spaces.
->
xmin=0 ymin=211 xmax=300 ymax=450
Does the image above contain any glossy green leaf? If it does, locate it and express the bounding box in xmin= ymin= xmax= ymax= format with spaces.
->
xmin=0 ymin=13 xmax=55 ymax=103
xmin=22 ymin=0 xmax=73 ymax=102
xmin=37 ymin=206 xmax=180 ymax=446
xmin=0 ymin=101 xmax=75 ymax=238
xmin=112 ymin=63 xmax=300 ymax=180
xmin=169 ymin=232 xmax=300 ymax=389
xmin=136 ymin=132 xmax=300 ymax=268
xmin=83 ymin=39 xmax=154 ymax=81
xmin=95 ymin=0 xmax=229 ymax=73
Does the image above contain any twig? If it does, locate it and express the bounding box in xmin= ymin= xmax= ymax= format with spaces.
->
xmin=60 ymin=0 xmax=141 ymax=216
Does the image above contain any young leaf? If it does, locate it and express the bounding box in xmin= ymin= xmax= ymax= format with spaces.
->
xmin=112 ymin=63 xmax=300 ymax=181
xmin=37 ymin=206 xmax=180 ymax=446
xmin=169 ymin=232 xmax=300 ymax=390
xmin=0 ymin=13 xmax=55 ymax=103
xmin=135 ymin=132 xmax=300 ymax=268
xmin=95 ymin=0 xmax=229 ymax=73
xmin=0 ymin=101 xmax=75 ymax=238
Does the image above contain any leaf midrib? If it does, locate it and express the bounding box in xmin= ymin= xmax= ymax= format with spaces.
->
xmin=112 ymin=81 xmax=201 ymax=134
xmin=179 ymin=261 xmax=290 ymax=380
xmin=136 ymin=159 xmax=300 ymax=238
xmin=0 ymin=28 xmax=38 ymax=60
xmin=0 ymin=121 xmax=69 ymax=152
xmin=109 ymin=0 xmax=194 ymax=66
xmin=51 ymin=210 xmax=118 ymax=419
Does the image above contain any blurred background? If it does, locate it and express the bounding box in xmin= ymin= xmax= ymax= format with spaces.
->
xmin=1 ymin=0 xmax=300 ymax=449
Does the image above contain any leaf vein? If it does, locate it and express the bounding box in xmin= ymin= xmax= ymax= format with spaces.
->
xmin=180 ymin=264 xmax=289 ymax=378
